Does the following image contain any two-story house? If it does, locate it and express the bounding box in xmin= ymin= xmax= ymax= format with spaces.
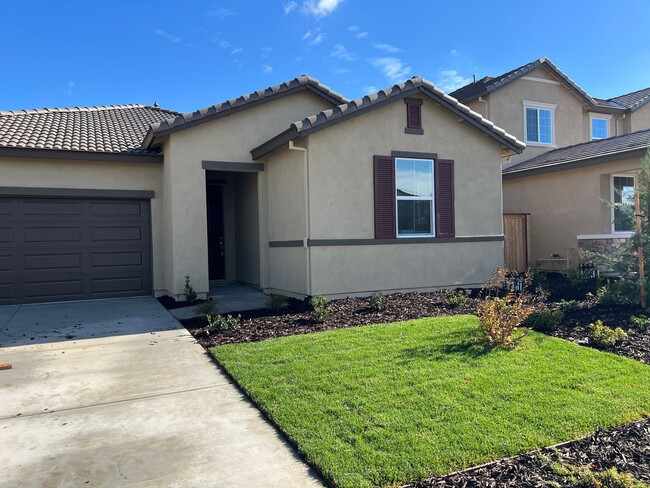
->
xmin=451 ymin=57 xmax=650 ymax=271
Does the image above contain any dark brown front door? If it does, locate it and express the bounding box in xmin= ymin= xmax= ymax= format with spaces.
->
xmin=207 ymin=184 xmax=226 ymax=280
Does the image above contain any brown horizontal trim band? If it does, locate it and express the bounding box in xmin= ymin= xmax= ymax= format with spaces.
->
xmin=0 ymin=147 xmax=163 ymax=163
xmin=202 ymin=160 xmax=264 ymax=172
xmin=404 ymin=128 xmax=424 ymax=135
xmin=502 ymin=147 xmax=647 ymax=180
xmin=307 ymin=236 xmax=504 ymax=246
xmin=392 ymin=151 xmax=437 ymax=160
xmin=0 ymin=187 xmax=155 ymax=199
xmin=269 ymin=240 xmax=304 ymax=248
xmin=404 ymin=97 xmax=424 ymax=106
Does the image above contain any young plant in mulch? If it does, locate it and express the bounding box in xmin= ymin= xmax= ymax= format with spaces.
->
xmin=476 ymin=267 xmax=541 ymax=347
xmin=589 ymin=320 xmax=628 ymax=349
xmin=368 ymin=292 xmax=389 ymax=312
xmin=524 ymin=308 xmax=564 ymax=333
xmin=193 ymin=298 xmax=217 ymax=316
xmin=205 ymin=314 xmax=241 ymax=335
xmin=440 ymin=288 xmax=467 ymax=309
xmin=266 ymin=294 xmax=289 ymax=311
xmin=183 ymin=274 xmax=198 ymax=303
xmin=310 ymin=295 xmax=331 ymax=322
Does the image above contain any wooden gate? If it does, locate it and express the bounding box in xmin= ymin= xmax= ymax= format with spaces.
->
xmin=503 ymin=213 xmax=530 ymax=272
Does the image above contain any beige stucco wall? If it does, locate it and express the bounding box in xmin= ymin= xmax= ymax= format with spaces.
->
xmin=261 ymin=95 xmax=510 ymax=296
xmin=631 ymin=104 xmax=650 ymax=132
xmin=161 ymin=91 xmax=334 ymax=297
xmin=0 ymin=157 xmax=165 ymax=292
xmin=503 ymin=157 xmax=641 ymax=267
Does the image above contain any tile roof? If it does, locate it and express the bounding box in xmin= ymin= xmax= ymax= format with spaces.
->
xmin=608 ymin=87 xmax=650 ymax=112
xmin=0 ymin=104 xmax=178 ymax=154
xmin=503 ymin=128 xmax=650 ymax=176
xmin=450 ymin=57 xmax=597 ymax=107
xmin=143 ymin=75 xmax=349 ymax=147
xmin=252 ymin=76 xmax=525 ymax=160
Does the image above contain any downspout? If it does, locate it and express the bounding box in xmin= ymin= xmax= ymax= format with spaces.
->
xmin=288 ymin=140 xmax=312 ymax=296
xmin=478 ymin=96 xmax=489 ymax=119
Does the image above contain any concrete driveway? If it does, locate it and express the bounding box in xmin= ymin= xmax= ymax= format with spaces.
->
xmin=0 ymin=298 xmax=322 ymax=488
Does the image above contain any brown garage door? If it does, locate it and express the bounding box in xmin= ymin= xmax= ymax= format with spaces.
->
xmin=0 ymin=196 xmax=152 ymax=304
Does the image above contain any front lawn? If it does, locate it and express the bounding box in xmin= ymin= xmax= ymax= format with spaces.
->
xmin=212 ymin=316 xmax=650 ymax=488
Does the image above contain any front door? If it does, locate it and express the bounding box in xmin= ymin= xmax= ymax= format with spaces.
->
xmin=206 ymin=184 xmax=226 ymax=280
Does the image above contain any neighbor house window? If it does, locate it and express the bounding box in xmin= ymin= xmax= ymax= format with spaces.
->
xmin=591 ymin=117 xmax=609 ymax=140
xmin=395 ymin=158 xmax=434 ymax=236
xmin=612 ymin=175 xmax=635 ymax=232
xmin=523 ymin=101 xmax=555 ymax=145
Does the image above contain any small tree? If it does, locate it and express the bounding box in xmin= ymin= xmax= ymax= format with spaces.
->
xmin=591 ymin=145 xmax=650 ymax=305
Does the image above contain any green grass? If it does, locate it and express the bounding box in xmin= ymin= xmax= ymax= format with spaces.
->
xmin=211 ymin=316 xmax=650 ymax=487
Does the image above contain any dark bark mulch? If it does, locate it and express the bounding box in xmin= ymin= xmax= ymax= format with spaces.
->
xmin=551 ymin=303 xmax=650 ymax=364
xmin=181 ymin=291 xmax=478 ymax=348
xmin=407 ymin=417 xmax=650 ymax=487
xmin=156 ymin=295 xmax=206 ymax=310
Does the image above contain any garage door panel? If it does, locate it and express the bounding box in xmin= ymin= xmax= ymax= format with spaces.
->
xmin=0 ymin=196 xmax=152 ymax=304
xmin=91 ymin=251 xmax=144 ymax=268
xmin=24 ymin=253 xmax=83 ymax=271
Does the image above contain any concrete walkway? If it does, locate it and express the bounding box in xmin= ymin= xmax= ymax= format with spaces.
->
xmin=170 ymin=282 xmax=269 ymax=320
xmin=0 ymin=298 xmax=322 ymax=487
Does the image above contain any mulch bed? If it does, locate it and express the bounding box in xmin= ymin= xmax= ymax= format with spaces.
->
xmin=178 ymin=291 xmax=478 ymax=348
xmin=407 ymin=417 xmax=650 ymax=487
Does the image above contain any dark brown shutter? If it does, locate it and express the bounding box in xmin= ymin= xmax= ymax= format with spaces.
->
xmin=373 ymin=155 xmax=396 ymax=239
xmin=435 ymin=159 xmax=455 ymax=237
xmin=407 ymin=103 xmax=422 ymax=129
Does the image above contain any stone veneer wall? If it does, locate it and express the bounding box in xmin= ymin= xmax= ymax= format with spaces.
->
xmin=578 ymin=237 xmax=629 ymax=256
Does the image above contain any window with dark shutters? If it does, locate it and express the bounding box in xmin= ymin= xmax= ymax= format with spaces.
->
xmin=373 ymin=155 xmax=396 ymax=239
xmin=435 ymin=159 xmax=455 ymax=237
xmin=404 ymin=98 xmax=423 ymax=134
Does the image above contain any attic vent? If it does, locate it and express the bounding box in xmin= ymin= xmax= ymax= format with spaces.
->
xmin=404 ymin=98 xmax=423 ymax=135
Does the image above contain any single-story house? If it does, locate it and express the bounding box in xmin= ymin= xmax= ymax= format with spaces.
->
xmin=503 ymin=128 xmax=650 ymax=269
xmin=0 ymin=76 xmax=523 ymax=304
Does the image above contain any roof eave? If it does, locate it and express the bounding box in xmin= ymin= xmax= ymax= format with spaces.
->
xmin=0 ymin=146 xmax=163 ymax=163
xmin=251 ymin=127 xmax=300 ymax=160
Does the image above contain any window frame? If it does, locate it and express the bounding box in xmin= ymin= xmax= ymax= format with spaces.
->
xmin=611 ymin=174 xmax=636 ymax=233
xmin=590 ymin=114 xmax=610 ymax=140
xmin=394 ymin=157 xmax=435 ymax=238
xmin=522 ymin=100 xmax=556 ymax=146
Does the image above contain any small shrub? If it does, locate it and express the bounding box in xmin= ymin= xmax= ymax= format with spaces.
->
xmin=595 ymin=279 xmax=638 ymax=306
xmin=369 ymin=292 xmax=389 ymax=312
xmin=193 ymin=298 xmax=217 ymax=316
xmin=557 ymin=299 xmax=581 ymax=313
xmin=441 ymin=288 xmax=467 ymax=308
xmin=553 ymin=462 xmax=645 ymax=488
xmin=310 ymin=295 xmax=331 ymax=322
xmin=566 ymin=267 xmax=586 ymax=286
xmin=589 ymin=320 xmax=628 ymax=349
xmin=531 ymin=266 xmax=548 ymax=290
xmin=206 ymin=313 xmax=241 ymax=335
xmin=630 ymin=315 xmax=650 ymax=331
xmin=183 ymin=274 xmax=197 ymax=303
xmin=476 ymin=293 xmax=533 ymax=346
xmin=266 ymin=294 xmax=288 ymax=311
xmin=523 ymin=308 xmax=564 ymax=333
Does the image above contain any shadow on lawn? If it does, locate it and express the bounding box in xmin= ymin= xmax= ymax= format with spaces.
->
xmin=399 ymin=337 xmax=492 ymax=364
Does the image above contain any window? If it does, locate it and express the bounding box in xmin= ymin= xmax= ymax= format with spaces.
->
xmin=373 ymin=154 xmax=454 ymax=239
xmin=612 ymin=175 xmax=635 ymax=232
xmin=591 ymin=117 xmax=608 ymax=140
xmin=523 ymin=101 xmax=555 ymax=145
xmin=396 ymin=158 xmax=434 ymax=236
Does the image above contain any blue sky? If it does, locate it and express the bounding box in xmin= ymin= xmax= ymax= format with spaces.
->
xmin=2 ymin=0 xmax=650 ymax=113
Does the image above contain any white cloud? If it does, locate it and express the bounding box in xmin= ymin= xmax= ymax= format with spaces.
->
xmin=311 ymin=33 xmax=325 ymax=45
xmin=355 ymin=31 xmax=368 ymax=39
xmin=302 ymin=30 xmax=313 ymax=41
xmin=333 ymin=67 xmax=351 ymax=74
xmin=65 ymin=81 xmax=74 ymax=96
xmin=436 ymin=69 xmax=472 ymax=92
xmin=261 ymin=46 xmax=274 ymax=58
xmin=302 ymin=0 xmax=343 ymax=18
xmin=231 ymin=48 xmax=243 ymax=55
xmin=283 ymin=1 xmax=298 ymax=14
xmin=364 ymin=85 xmax=378 ymax=95
xmin=262 ymin=64 xmax=274 ymax=74
xmin=208 ymin=7 xmax=235 ymax=18
xmin=154 ymin=29 xmax=180 ymax=43
xmin=331 ymin=44 xmax=354 ymax=61
xmin=371 ymin=57 xmax=411 ymax=82
xmin=347 ymin=25 xmax=359 ymax=32
xmin=219 ymin=40 xmax=231 ymax=49
xmin=450 ymin=49 xmax=459 ymax=56
xmin=374 ymin=43 xmax=401 ymax=53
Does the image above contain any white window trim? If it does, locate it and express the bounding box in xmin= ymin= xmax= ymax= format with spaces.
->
xmin=610 ymin=174 xmax=636 ymax=233
xmin=395 ymin=158 xmax=435 ymax=238
xmin=522 ymin=101 xmax=556 ymax=146
xmin=590 ymin=113 xmax=611 ymax=140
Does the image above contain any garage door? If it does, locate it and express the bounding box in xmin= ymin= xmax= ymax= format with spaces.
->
xmin=0 ymin=196 xmax=152 ymax=304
